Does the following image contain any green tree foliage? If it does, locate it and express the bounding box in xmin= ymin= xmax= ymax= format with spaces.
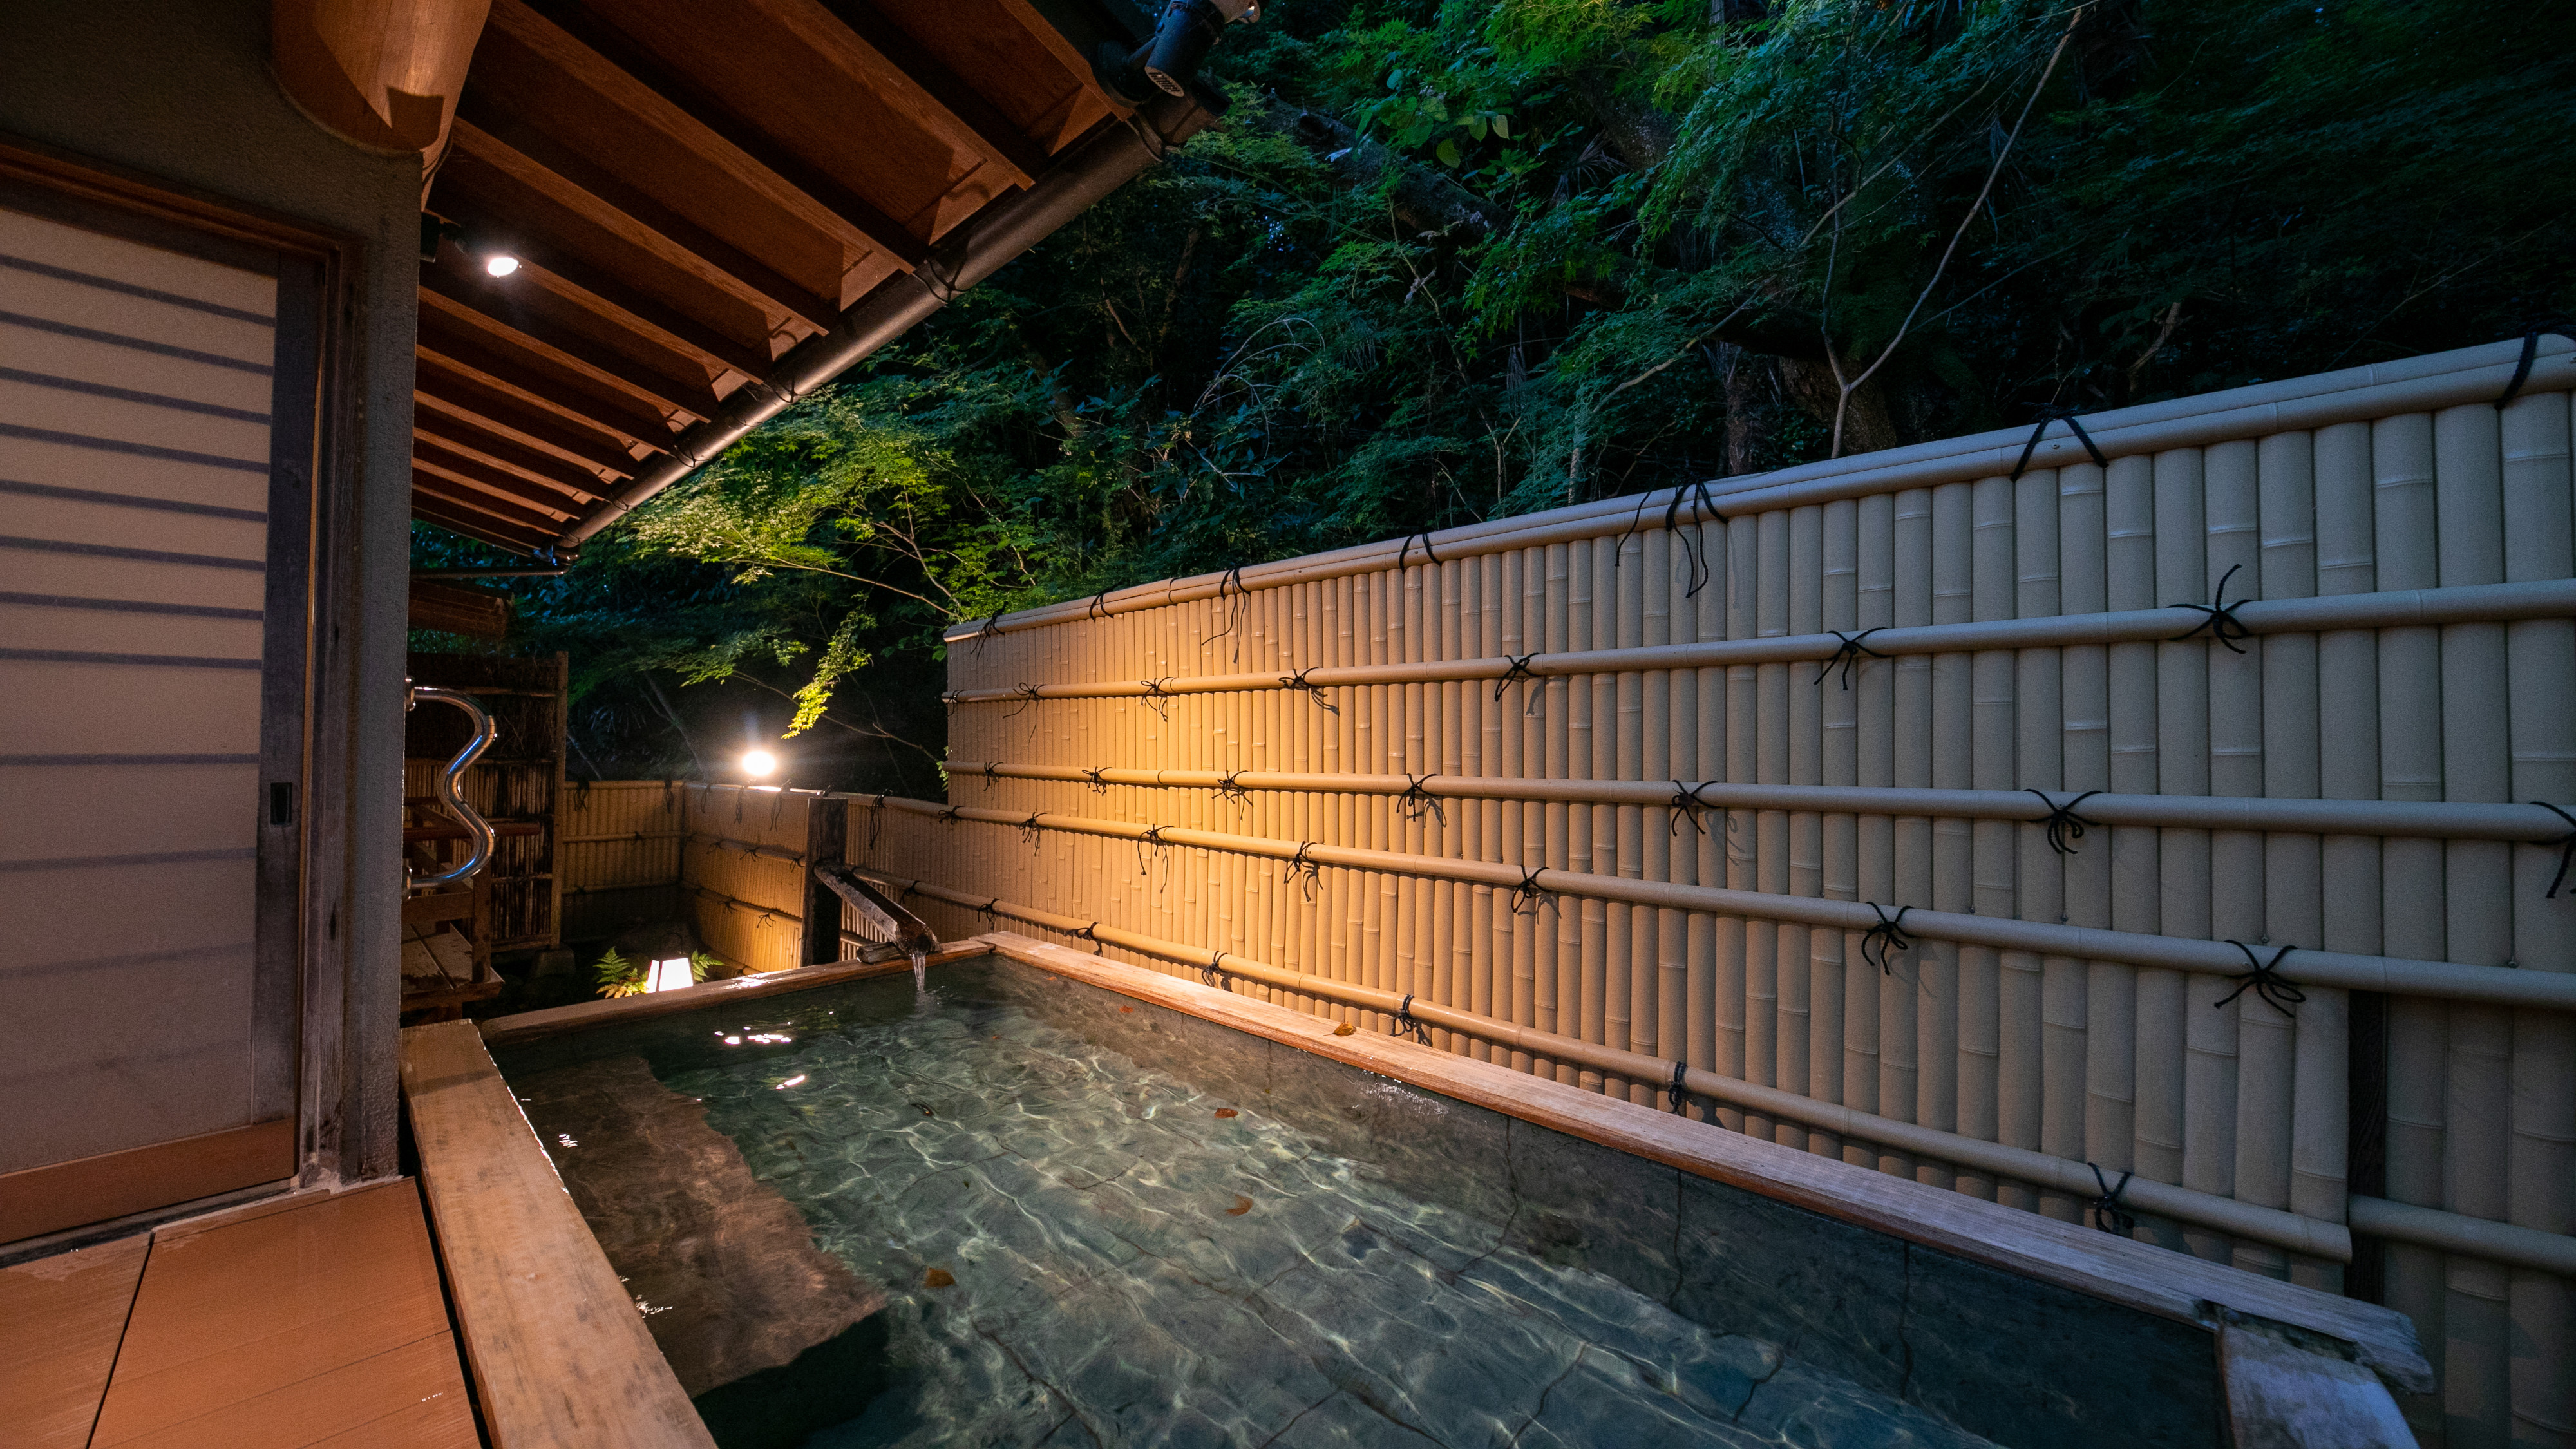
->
xmin=426 ymin=0 xmax=2573 ymax=785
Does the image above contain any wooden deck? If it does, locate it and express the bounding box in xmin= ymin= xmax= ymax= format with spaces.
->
xmin=0 ymin=1179 xmax=478 ymax=1449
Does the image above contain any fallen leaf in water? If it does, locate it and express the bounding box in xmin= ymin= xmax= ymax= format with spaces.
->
xmin=923 ymin=1268 xmax=954 ymax=1288
xmin=1119 ymin=1005 xmax=1135 ymax=1014
xmin=1332 ymin=1024 xmax=1356 ymax=1036
xmin=1213 ymin=1108 xmax=1239 ymax=1119
xmin=1226 ymin=1197 xmax=1254 ymax=1217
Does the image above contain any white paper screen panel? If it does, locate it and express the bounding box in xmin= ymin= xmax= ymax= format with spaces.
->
xmin=912 ymin=340 xmax=2576 ymax=1443
xmin=0 ymin=205 xmax=274 ymax=1175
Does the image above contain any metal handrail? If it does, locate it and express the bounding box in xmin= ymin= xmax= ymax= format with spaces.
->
xmin=406 ymin=683 xmax=497 ymax=890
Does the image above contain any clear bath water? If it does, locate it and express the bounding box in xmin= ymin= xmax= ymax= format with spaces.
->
xmin=506 ymin=963 xmax=2002 ymax=1448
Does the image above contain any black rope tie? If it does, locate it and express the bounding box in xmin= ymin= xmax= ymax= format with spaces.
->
xmin=2009 ymin=406 xmax=2112 ymax=483
xmin=1667 ymin=479 xmax=1722 ymax=598
xmin=1206 ymin=565 xmax=1251 ymax=665
xmin=2214 ymin=940 xmax=2306 ymax=1017
xmin=1815 ymin=628 xmax=1888 ymax=690
xmin=1139 ymin=677 xmax=1174 ymax=720
xmin=1861 ymin=903 xmax=1916 ymax=975
xmin=2087 ymin=1164 xmax=2137 ymax=1236
xmin=1081 ymin=766 xmax=1110 ymax=795
xmin=1492 ymin=653 xmax=1545 ymax=713
xmin=1004 ymin=683 xmax=1045 ymax=718
xmin=1508 ymin=867 xmax=1554 ymax=916
xmin=1070 ymin=922 xmax=1103 ymax=954
xmin=969 ymin=613 xmax=1004 ymax=657
xmin=1216 ymin=771 xmax=1253 ymax=808
xmin=1612 ymin=487 xmax=1657 ymax=564
xmin=1667 ymin=1059 xmax=1690 ymax=1113
xmin=1087 ymin=590 xmax=1112 ymax=620
xmin=940 ymin=690 xmax=965 ymax=715
xmin=1394 ymin=994 xmax=1431 ymax=1045
xmin=2168 ymin=563 xmax=2253 ymax=654
xmin=1201 ymin=951 xmax=1227 ymax=987
xmin=2533 ymin=802 xmax=2576 ymax=898
xmin=976 ymin=897 xmax=1002 ymax=927
xmin=862 ymin=799 xmax=884 ymax=852
xmin=1135 ymin=825 xmax=1173 ymax=878
xmin=981 ymin=762 xmax=1002 ymax=791
xmin=1283 ymin=842 xmax=1323 ymax=902
xmin=898 ymin=881 xmax=922 ymax=907
xmin=1669 ymin=781 xmax=1718 ymax=838
xmin=1281 ymin=667 xmax=1340 ymax=713
xmin=2025 ymin=789 xmax=2103 ymax=856
xmin=1396 ymin=532 xmax=1440 ymax=573
xmin=2496 ymin=325 xmax=2576 ymax=410
xmin=1017 ymin=812 xmax=1045 ymax=848
xmin=936 ymin=805 xmax=964 ymax=827
xmin=1397 ymin=773 xmax=1448 ymax=827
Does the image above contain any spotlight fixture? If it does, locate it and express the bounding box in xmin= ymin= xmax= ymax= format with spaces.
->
xmin=1093 ymin=0 xmax=1256 ymax=113
xmin=742 ymin=749 xmax=778 ymax=778
xmin=418 ymin=213 xmax=524 ymax=278
xmin=484 ymin=253 xmax=520 ymax=277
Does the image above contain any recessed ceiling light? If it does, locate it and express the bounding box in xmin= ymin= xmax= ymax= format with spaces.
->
xmin=484 ymin=254 xmax=520 ymax=278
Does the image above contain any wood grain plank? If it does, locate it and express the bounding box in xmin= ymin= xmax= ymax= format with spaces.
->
xmin=974 ymin=933 xmax=2435 ymax=1395
xmin=413 ymin=431 xmax=607 ymax=508
xmin=413 ymin=469 xmax=580 ymax=533
xmin=100 ymin=1333 xmax=472 ymax=1449
xmin=477 ymin=941 xmax=987 ymax=1046
xmin=417 ymin=270 xmax=718 ymax=422
xmin=415 ymin=309 xmax=681 ymax=449
xmin=2221 ymin=1320 xmax=2415 ymax=1448
xmin=88 ymin=1292 xmax=450 ymax=1444
xmin=412 ymin=494 xmax=556 ymax=553
xmin=399 ymin=1021 xmax=715 ymax=1448
xmin=414 ymin=361 xmax=649 ymax=477
xmin=0 ymin=1233 xmax=147 ymax=1449
xmin=302 ymin=1392 xmax=485 ymax=1449
xmin=0 ymin=1119 xmax=293 ymax=1247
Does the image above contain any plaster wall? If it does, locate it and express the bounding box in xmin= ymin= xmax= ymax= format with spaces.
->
xmin=0 ymin=0 xmax=421 ymax=1180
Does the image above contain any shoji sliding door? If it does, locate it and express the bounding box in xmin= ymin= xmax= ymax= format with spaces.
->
xmin=0 ymin=189 xmax=317 ymax=1244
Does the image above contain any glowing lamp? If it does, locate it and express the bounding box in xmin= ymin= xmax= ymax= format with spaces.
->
xmin=484 ymin=253 xmax=520 ymax=277
xmin=645 ymin=956 xmax=695 ymax=993
xmin=741 ymin=749 xmax=778 ymax=777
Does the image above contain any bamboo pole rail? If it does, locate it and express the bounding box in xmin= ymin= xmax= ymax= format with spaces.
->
xmin=940 ymin=578 xmax=2576 ymax=701
xmin=685 ymin=833 xmax=806 ymax=865
xmin=690 ymin=884 xmax=799 ymax=924
xmin=839 ymin=793 xmax=2576 ymax=1012
xmin=944 ymin=339 xmax=2574 ymax=645
xmin=849 ymin=867 xmax=2576 ymax=1281
xmin=940 ymin=762 xmax=2576 ymax=842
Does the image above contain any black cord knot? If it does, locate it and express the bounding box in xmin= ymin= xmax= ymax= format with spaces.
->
xmin=1397 ymin=773 xmax=1448 ymax=826
xmin=1201 ymin=951 xmax=1227 ymax=987
xmin=2214 ymin=940 xmax=2306 ymax=1017
xmin=1017 ymin=811 xmax=1045 ymax=847
xmin=1135 ymin=825 xmax=1173 ymax=877
xmin=1666 ymin=479 xmax=1722 ymax=598
xmin=1669 ymin=781 xmax=1719 ymax=837
xmin=1206 ymin=565 xmax=1251 ymax=663
xmin=2010 ymin=406 xmax=2111 ymax=483
xmin=1394 ymin=993 xmax=1431 ymax=1045
xmin=1283 ymin=842 xmax=1323 ymax=901
xmin=2496 ymin=325 xmax=2576 ymax=409
xmin=969 ymin=613 xmax=1004 ymax=656
xmin=2533 ymin=801 xmax=2576 ymax=898
xmin=861 ymin=799 xmax=884 ymax=852
xmin=1815 ymin=628 xmax=1888 ymax=690
xmin=1861 ymin=903 xmax=1916 ymax=975
xmin=1396 ymin=531 xmax=1440 ymax=571
xmin=2168 ymin=563 xmax=2252 ymax=654
xmin=1080 ymin=766 xmax=1110 ymax=794
xmin=1216 ymin=770 xmax=1253 ymax=808
xmin=1281 ymin=667 xmax=1340 ymax=713
xmin=939 ymin=690 xmax=965 ymax=714
xmin=1508 ymin=867 xmax=1554 ymax=916
xmin=1139 ymin=677 xmax=1174 ymax=719
xmin=936 ymin=805 xmax=964 ymax=827
xmin=1070 ymin=922 xmax=1103 ymax=953
xmin=1087 ymin=589 xmax=1112 ymax=620
xmin=1003 ymin=682 xmax=1046 ymax=717
xmin=976 ymin=896 xmax=1001 ymax=926
xmin=981 ymin=761 xmax=1002 ymax=790
xmin=2025 ymin=789 xmax=2103 ymax=856
xmin=2087 ymin=1164 xmax=2137 ymax=1236
xmin=1667 ymin=1059 xmax=1690 ymax=1114
xmin=1493 ymin=653 xmax=1545 ymax=712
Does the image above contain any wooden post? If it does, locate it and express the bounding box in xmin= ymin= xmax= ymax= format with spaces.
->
xmin=802 ymin=793 xmax=847 ymax=967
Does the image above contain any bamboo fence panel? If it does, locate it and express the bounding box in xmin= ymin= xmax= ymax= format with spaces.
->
xmin=905 ymin=340 xmax=2575 ymax=1441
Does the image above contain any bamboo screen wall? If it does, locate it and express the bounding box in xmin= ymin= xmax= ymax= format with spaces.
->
xmin=556 ymin=779 xmax=815 ymax=976
xmin=871 ymin=336 xmax=2576 ymax=1446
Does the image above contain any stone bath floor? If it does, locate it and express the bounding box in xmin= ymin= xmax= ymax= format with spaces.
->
xmin=527 ymin=976 xmax=1998 ymax=1449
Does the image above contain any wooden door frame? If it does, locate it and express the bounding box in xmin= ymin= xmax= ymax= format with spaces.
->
xmin=0 ymin=133 xmax=370 ymax=1248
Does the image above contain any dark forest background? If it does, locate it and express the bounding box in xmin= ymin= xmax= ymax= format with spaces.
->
xmin=412 ymin=0 xmax=2576 ymax=791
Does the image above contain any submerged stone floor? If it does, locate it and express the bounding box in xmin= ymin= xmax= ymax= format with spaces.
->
xmin=520 ymin=974 xmax=2000 ymax=1449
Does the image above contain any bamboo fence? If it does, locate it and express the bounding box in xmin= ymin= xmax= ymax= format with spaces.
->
xmin=882 ymin=336 xmax=2575 ymax=1446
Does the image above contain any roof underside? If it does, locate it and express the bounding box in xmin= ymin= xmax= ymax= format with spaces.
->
xmin=413 ymin=0 xmax=1130 ymax=554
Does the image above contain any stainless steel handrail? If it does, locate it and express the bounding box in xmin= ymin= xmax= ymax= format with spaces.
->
xmin=406 ymin=683 xmax=497 ymax=890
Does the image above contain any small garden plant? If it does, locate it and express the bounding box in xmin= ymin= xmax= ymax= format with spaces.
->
xmin=594 ymin=947 xmax=717 ymax=998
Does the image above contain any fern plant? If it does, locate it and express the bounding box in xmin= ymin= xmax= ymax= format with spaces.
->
xmin=594 ymin=947 xmax=715 ymax=998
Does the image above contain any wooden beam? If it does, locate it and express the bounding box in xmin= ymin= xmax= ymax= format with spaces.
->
xmin=415 ymin=363 xmax=646 ymax=477
xmin=413 ymin=458 xmax=584 ymax=524
xmin=413 ymin=469 xmax=576 ymax=534
xmin=779 ymin=0 xmax=1043 ymax=187
xmin=415 ymin=434 xmax=605 ymax=510
xmin=413 ymin=419 xmax=615 ymax=503
xmin=0 ymin=1121 xmax=292 ymax=1246
xmin=489 ymin=0 xmax=926 ymax=268
xmin=446 ymin=117 xmax=838 ymax=333
xmin=415 ymin=317 xmax=676 ymax=450
xmin=418 ymin=270 xmax=719 ymax=422
xmin=412 ymin=495 xmax=556 ymax=553
xmin=399 ymin=1022 xmax=717 ymax=1448
xmin=428 ymin=190 xmax=775 ymax=377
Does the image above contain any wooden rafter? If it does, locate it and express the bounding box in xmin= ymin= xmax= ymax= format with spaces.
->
xmin=418 ymin=267 xmax=720 ymax=422
xmin=415 ymin=435 xmax=606 ymax=511
xmin=413 ymin=493 xmax=558 ymax=553
xmin=415 ymin=319 xmax=677 ymax=451
xmin=413 ymin=469 xmax=578 ymax=533
xmin=414 ymin=421 xmax=616 ymax=504
xmin=765 ymin=0 xmax=1044 ymax=187
xmin=415 ymin=362 xmax=645 ymax=477
xmin=490 ymin=0 xmax=927 ymax=269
